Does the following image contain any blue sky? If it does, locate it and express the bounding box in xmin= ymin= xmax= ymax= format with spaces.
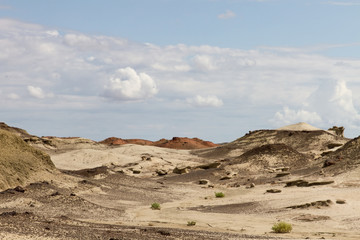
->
xmin=1 ymin=0 xmax=360 ymax=142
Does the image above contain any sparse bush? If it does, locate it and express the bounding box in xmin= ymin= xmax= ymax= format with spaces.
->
xmin=187 ymin=221 xmax=196 ymax=226
xmin=215 ymin=192 xmax=225 ymax=198
xmin=151 ymin=202 xmax=161 ymax=210
xmin=272 ymin=221 xmax=292 ymax=233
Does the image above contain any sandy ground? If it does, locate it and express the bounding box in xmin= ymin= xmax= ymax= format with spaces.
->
xmin=0 ymin=123 xmax=359 ymax=239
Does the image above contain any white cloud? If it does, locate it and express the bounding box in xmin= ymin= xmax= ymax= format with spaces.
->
xmin=27 ymin=86 xmax=46 ymax=99
xmin=271 ymin=79 xmax=360 ymax=131
xmin=192 ymin=55 xmax=217 ymax=71
xmin=102 ymin=67 xmax=158 ymax=101
xmin=2 ymin=19 xmax=360 ymax=139
xmin=272 ymin=107 xmax=322 ymax=125
xmin=187 ymin=95 xmax=223 ymax=107
xmin=27 ymin=86 xmax=54 ymax=99
xmin=218 ymin=10 xmax=236 ymax=19
xmin=331 ymin=79 xmax=358 ymax=114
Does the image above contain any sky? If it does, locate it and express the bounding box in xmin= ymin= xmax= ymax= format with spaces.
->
xmin=1 ymin=0 xmax=360 ymax=142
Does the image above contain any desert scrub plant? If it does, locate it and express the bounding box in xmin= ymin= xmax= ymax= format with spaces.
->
xmin=187 ymin=221 xmax=196 ymax=226
xmin=151 ymin=202 xmax=161 ymax=210
xmin=272 ymin=221 xmax=292 ymax=233
xmin=215 ymin=192 xmax=225 ymax=198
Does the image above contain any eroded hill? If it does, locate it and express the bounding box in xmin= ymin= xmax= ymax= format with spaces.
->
xmin=0 ymin=129 xmax=55 ymax=190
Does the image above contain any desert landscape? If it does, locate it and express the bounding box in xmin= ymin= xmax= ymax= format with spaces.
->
xmin=1 ymin=121 xmax=360 ymax=239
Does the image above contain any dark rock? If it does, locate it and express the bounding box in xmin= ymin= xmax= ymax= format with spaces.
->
xmin=173 ymin=166 xmax=190 ymax=174
xmin=336 ymin=199 xmax=346 ymax=204
xmin=196 ymin=162 xmax=221 ymax=170
xmin=13 ymin=186 xmax=25 ymax=193
xmin=132 ymin=169 xmax=141 ymax=174
xmin=328 ymin=126 xmax=345 ymax=137
xmin=0 ymin=211 xmax=17 ymax=217
xmin=266 ymin=189 xmax=282 ymax=193
xmin=323 ymin=159 xmax=336 ymax=167
xmin=198 ymin=179 xmax=209 ymax=185
xmin=157 ymin=230 xmax=171 ymax=236
xmin=156 ymin=169 xmax=167 ymax=176
xmin=287 ymin=200 xmax=332 ymax=209
xmin=275 ymin=172 xmax=290 ymax=178
xmin=285 ymin=179 xmax=334 ymax=187
xmin=50 ymin=191 xmax=60 ymax=196
xmin=307 ymin=181 xmax=334 ymax=186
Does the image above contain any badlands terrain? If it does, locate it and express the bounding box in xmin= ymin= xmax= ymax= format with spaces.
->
xmin=0 ymin=122 xmax=360 ymax=239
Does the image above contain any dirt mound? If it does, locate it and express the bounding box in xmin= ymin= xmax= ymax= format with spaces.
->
xmin=193 ymin=129 xmax=348 ymax=159
xmin=0 ymin=129 xmax=55 ymax=190
xmin=229 ymin=143 xmax=310 ymax=171
xmin=100 ymin=137 xmax=218 ymax=150
xmin=153 ymin=137 xmax=218 ymax=149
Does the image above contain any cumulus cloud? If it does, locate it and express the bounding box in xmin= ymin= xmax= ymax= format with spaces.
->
xmin=187 ymin=95 xmax=223 ymax=107
xmin=102 ymin=67 xmax=158 ymax=101
xmin=331 ymin=79 xmax=358 ymax=114
xmin=27 ymin=86 xmax=46 ymax=99
xmin=271 ymin=79 xmax=360 ymax=131
xmin=2 ymin=19 xmax=360 ymax=139
xmin=27 ymin=86 xmax=54 ymax=99
xmin=218 ymin=10 xmax=236 ymax=19
xmin=273 ymin=107 xmax=322 ymax=125
xmin=192 ymin=55 xmax=217 ymax=71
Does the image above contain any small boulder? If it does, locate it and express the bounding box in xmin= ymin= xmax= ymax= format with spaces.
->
xmin=156 ymin=169 xmax=167 ymax=176
xmin=132 ymin=169 xmax=141 ymax=174
xmin=173 ymin=166 xmax=190 ymax=174
xmin=336 ymin=199 xmax=346 ymax=204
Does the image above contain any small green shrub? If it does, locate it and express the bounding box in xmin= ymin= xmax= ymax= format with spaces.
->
xmin=151 ymin=202 xmax=161 ymax=210
xmin=187 ymin=221 xmax=196 ymax=226
xmin=215 ymin=192 xmax=225 ymax=198
xmin=272 ymin=221 xmax=292 ymax=233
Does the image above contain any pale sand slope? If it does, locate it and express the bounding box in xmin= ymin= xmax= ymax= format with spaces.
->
xmin=276 ymin=122 xmax=322 ymax=131
xmin=45 ymin=143 xmax=360 ymax=240
xmin=50 ymin=144 xmax=207 ymax=176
